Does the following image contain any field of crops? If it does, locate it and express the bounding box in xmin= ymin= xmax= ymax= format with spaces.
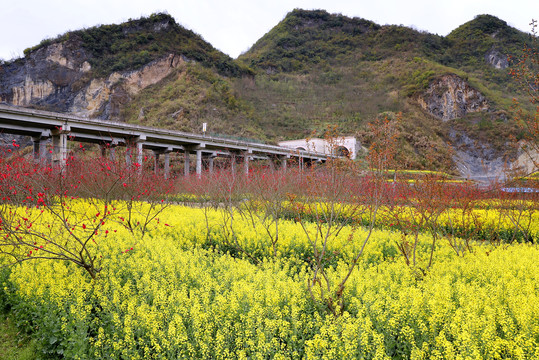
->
xmin=1 ymin=203 xmax=538 ymax=359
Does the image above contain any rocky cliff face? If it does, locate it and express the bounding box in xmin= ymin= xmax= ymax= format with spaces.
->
xmin=417 ymin=74 xmax=489 ymax=121
xmin=0 ymin=40 xmax=185 ymax=120
xmin=71 ymin=53 xmax=185 ymax=119
xmin=417 ymin=75 xmax=514 ymax=182
xmin=450 ymin=130 xmax=507 ymax=183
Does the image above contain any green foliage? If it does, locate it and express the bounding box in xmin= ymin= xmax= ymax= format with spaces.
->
xmin=21 ymin=13 xmax=247 ymax=78
xmin=443 ymin=14 xmax=530 ymax=70
xmin=121 ymin=63 xmax=264 ymax=140
xmin=232 ymin=10 xmax=533 ymax=171
xmin=239 ymin=9 xmax=451 ymax=73
xmin=240 ymin=9 xmax=381 ymax=72
xmin=0 ymin=270 xmax=37 ymax=360
xmin=0 ymin=316 xmax=37 ymax=360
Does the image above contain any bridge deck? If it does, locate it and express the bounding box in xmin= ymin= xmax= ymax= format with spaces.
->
xmin=0 ymin=104 xmax=329 ymax=175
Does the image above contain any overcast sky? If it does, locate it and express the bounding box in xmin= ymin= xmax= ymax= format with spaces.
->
xmin=1 ymin=0 xmax=537 ymax=61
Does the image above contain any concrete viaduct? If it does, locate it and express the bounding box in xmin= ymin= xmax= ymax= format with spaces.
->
xmin=0 ymin=104 xmax=329 ymax=178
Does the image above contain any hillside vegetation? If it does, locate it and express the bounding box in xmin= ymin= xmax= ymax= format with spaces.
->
xmin=233 ymin=10 xmax=533 ymax=170
xmin=1 ymin=10 xmax=536 ymax=173
xmin=22 ymin=13 xmax=250 ymax=78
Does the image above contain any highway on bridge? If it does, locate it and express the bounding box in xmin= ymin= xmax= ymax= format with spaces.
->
xmin=0 ymin=104 xmax=329 ymax=177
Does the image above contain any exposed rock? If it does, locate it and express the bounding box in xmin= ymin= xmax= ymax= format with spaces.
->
xmin=153 ymin=20 xmax=170 ymax=32
xmin=1 ymin=41 xmax=185 ymax=120
xmin=122 ymin=54 xmax=183 ymax=96
xmin=512 ymin=142 xmax=539 ymax=175
xmin=485 ymin=48 xmax=509 ymax=69
xmin=0 ymin=38 xmax=90 ymax=111
xmin=45 ymin=43 xmax=76 ymax=70
xmin=70 ymin=54 xmax=185 ymax=119
xmin=450 ymin=129 xmax=507 ymax=183
xmin=417 ymin=74 xmax=489 ymax=121
xmin=11 ymin=76 xmax=55 ymax=106
xmin=138 ymin=107 xmax=145 ymax=121
xmin=170 ymin=108 xmax=184 ymax=121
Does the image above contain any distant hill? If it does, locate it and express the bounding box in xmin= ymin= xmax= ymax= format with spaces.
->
xmin=0 ymin=10 xmax=535 ymax=177
xmin=235 ymin=10 xmax=533 ymax=176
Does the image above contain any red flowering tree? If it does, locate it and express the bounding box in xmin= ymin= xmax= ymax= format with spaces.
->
xmin=0 ymin=145 xmax=173 ymax=279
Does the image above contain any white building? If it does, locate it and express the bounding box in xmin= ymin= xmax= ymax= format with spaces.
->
xmin=278 ymin=136 xmax=360 ymax=160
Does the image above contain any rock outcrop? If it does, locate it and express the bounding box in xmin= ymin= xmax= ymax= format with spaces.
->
xmin=449 ymin=129 xmax=507 ymax=183
xmin=485 ymin=48 xmax=509 ymax=69
xmin=417 ymin=74 xmax=489 ymax=121
xmin=0 ymin=39 xmax=185 ymax=120
xmin=71 ymin=54 xmax=185 ymax=119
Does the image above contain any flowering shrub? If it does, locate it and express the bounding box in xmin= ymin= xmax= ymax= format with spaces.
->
xmin=1 ymin=134 xmax=538 ymax=358
xmin=0 ymin=151 xmax=173 ymax=279
xmin=1 ymin=203 xmax=538 ymax=359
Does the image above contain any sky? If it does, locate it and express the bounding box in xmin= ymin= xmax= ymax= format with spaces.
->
xmin=1 ymin=0 xmax=538 ymax=61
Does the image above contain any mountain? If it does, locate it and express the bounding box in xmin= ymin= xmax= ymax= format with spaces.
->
xmin=235 ymin=10 xmax=533 ymax=177
xmin=0 ymin=10 xmax=535 ymax=177
xmin=0 ymin=13 xmax=258 ymax=137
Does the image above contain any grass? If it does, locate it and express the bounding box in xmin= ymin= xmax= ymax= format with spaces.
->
xmin=0 ymin=314 xmax=37 ymax=360
xmin=120 ymin=63 xmax=266 ymax=141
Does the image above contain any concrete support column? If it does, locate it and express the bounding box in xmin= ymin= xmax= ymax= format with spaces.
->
xmin=184 ymin=149 xmax=190 ymax=176
xmin=208 ymin=155 xmax=214 ymax=174
xmin=153 ymin=151 xmax=160 ymax=176
xmin=135 ymin=141 xmax=143 ymax=168
xmin=243 ymin=150 xmax=251 ymax=175
xmin=230 ymin=155 xmax=236 ymax=173
xmin=126 ymin=136 xmax=145 ymax=170
xmin=268 ymin=157 xmax=276 ymax=171
xmin=125 ymin=152 xmax=131 ymax=166
xmin=196 ymin=150 xmax=202 ymax=177
xmin=298 ymin=156 xmax=304 ymax=171
xmin=281 ymin=155 xmax=288 ymax=171
xmin=125 ymin=144 xmax=132 ymax=167
xmin=32 ymin=140 xmax=48 ymax=164
xmin=100 ymin=145 xmax=107 ymax=158
xmin=164 ymin=152 xmax=171 ymax=180
xmin=103 ymin=140 xmax=118 ymax=162
xmin=52 ymin=125 xmax=70 ymax=165
xmin=32 ymin=130 xmax=50 ymax=164
xmin=33 ymin=140 xmax=41 ymax=162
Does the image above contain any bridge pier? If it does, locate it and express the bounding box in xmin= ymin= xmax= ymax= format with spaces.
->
xmin=243 ymin=149 xmax=252 ymax=175
xmin=230 ymin=154 xmax=236 ymax=173
xmin=207 ymin=153 xmax=215 ymax=174
xmin=135 ymin=137 xmax=144 ymax=168
xmin=99 ymin=143 xmax=116 ymax=161
xmin=32 ymin=130 xmax=50 ymax=164
xmin=281 ymin=155 xmax=289 ymax=171
xmin=52 ymin=125 xmax=70 ymax=165
xmin=184 ymin=149 xmax=190 ymax=176
xmin=163 ymin=151 xmax=171 ymax=179
xmin=196 ymin=150 xmax=202 ymax=176
xmin=126 ymin=136 xmax=145 ymax=170
xmin=153 ymin=151 xmax=160 ymax=176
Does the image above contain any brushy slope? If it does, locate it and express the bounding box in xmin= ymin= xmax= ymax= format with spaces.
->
xmin=3 ymin=10 xmax=535 ymax=172
xmin=21 ymin=13 xmax=251 ymax=78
